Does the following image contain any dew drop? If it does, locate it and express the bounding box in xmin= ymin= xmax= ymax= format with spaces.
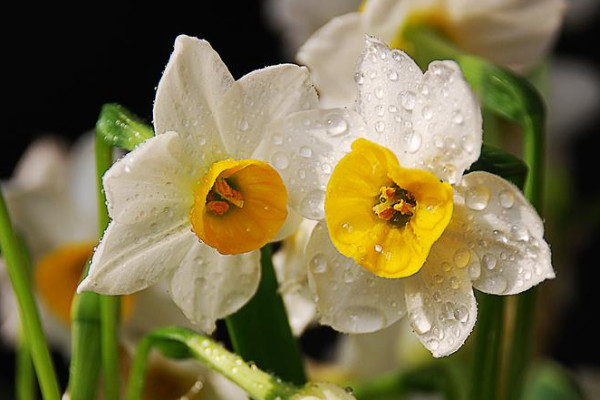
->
xmin=405 ymin=132 xmax=422 ymax=153
xmin=482 ymin=254 xmax=498 ymax=270
xmin=375 ymin=121 xmax=386 ymax=133
xmin=310 ymin=254 xmax=328 ymax=274
xmin=399 ymin=91 xmax=416 ymax=110
xmin=375 ymin=105 xmax=385 ymax=116
xmin=511 ymin=225 xmax=530 ymax=241
xmin=465 ymin=185 xmax=490 ymax=210
xmin=442 ymin=262 xmax=452 ymax=272
xmin=469 ymin=262 xmax=481 ymax=279
xmin=272 ymin=134 xmax=283 ymax=145
xmin=299 ymin=146 xmax=313 ymax=158
xmin=388 ymin=70 xmax=398 ymax=81
xmin=454 ymin=306 xmax=469 ymax=323
xmin=453 ymin=248 xmax=471 ymax=268
xmin=450 ymin=277 xmax=460 ymax=290
xmin=421 ymin=106 xmax=433 ymax=121
xmin=374 ymin=244 xmax=383 ymax=253
xmin=427 ymin=338 xmax=440 ymax=351
xmin=451 ymin=110 xmax=464 ymax=125
xmin=480 ymin=276 xmax=508 ymax=294
xmin=499 ymin=190 xmax=515 ymax=208
xmin=375 ymin=86 xmax=384 ymax=99
xmin=409 ymin=310 xmax=432 ymax=334
xmin=354 ymin=72 xmax=364 ymax=85
xmin=271 ymin=152 xmax=289 ymax=170
xmin=300 ymin=190 xmax=326 ymax=219
xmin=334 ymin=306 xmax=387 ymax=332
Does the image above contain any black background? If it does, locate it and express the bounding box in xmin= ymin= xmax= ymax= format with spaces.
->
xmin=2 ymin=1 xmax=599 ymax=397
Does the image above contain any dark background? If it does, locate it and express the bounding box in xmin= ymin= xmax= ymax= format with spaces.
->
xmin=2 ymin=1 xmax=599 ymax=397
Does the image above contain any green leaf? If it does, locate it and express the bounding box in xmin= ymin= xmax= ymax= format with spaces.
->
xmin=523 ymin=363 xmax=586 ymax=400
xmin=468 ymin=145 xmax=528 ymax=189
xmin=96 ymin=103 xmax=154 ymax=151
xmin=225 ymin=245 xmax=307 ymax=386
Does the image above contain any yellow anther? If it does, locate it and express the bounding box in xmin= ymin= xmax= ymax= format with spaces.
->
xmin=206 ymin=200 xmax=230 ymax=216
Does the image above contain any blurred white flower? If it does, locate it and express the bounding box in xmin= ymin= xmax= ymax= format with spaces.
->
xmin=296 ymin=0 xmax=566 ymax=106
xmin=0 ymin=134 xmax=192 ymax=354
xmin=79 ymin=35 xmax=318 ymax=333
xmin=269 ymin=37 xmax=554 ymax=357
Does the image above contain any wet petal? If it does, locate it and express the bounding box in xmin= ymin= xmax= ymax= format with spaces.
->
xmin=297 ymin=12 xmax=365 ymax=107
xmin=79 ymin=218 xmax=195 ymax=294
xmin=355 ymin=37 xmax=424 ymax=154
xmin=168 ymin=244 xmax=260 ymax=333
xmin=306 ymin=221 xmax=407 ymax=334
xmin=450 ymin=171 xmax=554 ymax=295
xmin=153 ymin=35 xmax=230 ymax=167
xmin=103 ymin=132 xmax=195 ymax=226
xmin=403 ymin=233 xmax=477 ymax=357
xmin=267 ymin=108 xmax=366 ymax=219
xmin=217 ymin=64 xmax=317 ymax=159
xmin=411 ymin=60 xmax=482 ymax=184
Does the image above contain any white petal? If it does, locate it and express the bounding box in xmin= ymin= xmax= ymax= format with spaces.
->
xmin=11 ymin=137 xmax=68 ymax=192
xmin=362 ymin=0 xmax=440 ymax=40
xmin=168 ymin=243 xmax=261 ymax=333
xmin=273 ymin=218 xmax=318 ymax=335
xmin=122 ymin=281 xmax=195 ymax=341
xmin=216 ymin=64 xmax=318 ymax=159
xmin=411 ymin=60 xmax=482 ymax=183
xmin=451 ymin=171 xmax=554 ymax=295
xmin=448 ymin=0 xmax=566 ymax=72
xmin=67 ymin=132 xmax=98 ymax=223
xmin=103 ymin=132 xmax=194 ymax=225
xmin=153 ymin=35 xmax=230 ymax=167
xmin=267 ymin=108 xmax=366 ymax=219
xmin=265 ymin=0 xmax=362 ymax=57
xmin=297 ymin=12 xmax=365 ymax=107
xmin=403 ymin=233 xmax=477 ymax=358
xmin=306 ymin=221 xmax=406 ymax=334
xmin=79 ymin=218 xmax=195 ymax=294
xmin=355 ymin=37 xmax=424 ymax=155
xmin=272 ymin=206 xmax=304 ymax=242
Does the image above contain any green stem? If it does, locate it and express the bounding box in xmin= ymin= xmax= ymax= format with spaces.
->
xmin=16 ymin=326 xmax=37 ymax=400
xmin=95 ymin=133 xmax=121 ymax=400
xmin=0 ymin=189 xmax=60 ymax=400
xmin=469 ymin=294 xmax=504 ymax=400
xmin=69 ymin=279 xmax=102 ymax=400
xmin=225 ymin=244 xmax=306 ymax=386
xmin=405 ymin=25 xmax=547 ymax=400
xmin=126 ymin=327 xmax=297 ymax=400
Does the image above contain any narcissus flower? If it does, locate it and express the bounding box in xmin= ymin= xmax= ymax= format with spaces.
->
xmin=78 ymin=35 xmax=318 ymax=333
xmin=270 ymin=37 xmax=554 ymax=356
xmin=298 ymin=0 xmax=566 ymax=106
xmin=0 ymin=135 xmax=191 ymax=352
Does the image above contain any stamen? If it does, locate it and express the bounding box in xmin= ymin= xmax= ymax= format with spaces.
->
xmin=206 ymin=177 xmax=244 ymax=216
xmin=373 ymin=183 xmax=417 ymax=226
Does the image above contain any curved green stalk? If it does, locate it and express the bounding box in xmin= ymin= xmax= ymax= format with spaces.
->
xmin=95 ymin=132 xmax=121 ymax=400
xmin=125 ymin=327 xmax=297 ymax=400
xmin=0 ymin=188 xmax=61 ymax=400
xmin=226 ymin=244 xmax=307 ymax=385
xmin=405 ymin=25 xmax=547 ymax=400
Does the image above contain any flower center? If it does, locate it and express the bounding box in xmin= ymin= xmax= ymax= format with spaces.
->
xmin=325 ymin=139 xmax=453 ymax=278
xmin=389 ymin=7 xmax=456 ymax=55
xmin=372 ymin=184 xmax=416 ymax=226
xmin=35 ymin=242 xmax=135 ymax=325
xmin=205 ymin=177 xmax=245 ymax=216
xmin=190 ymin=158 xmax=288 ymax=255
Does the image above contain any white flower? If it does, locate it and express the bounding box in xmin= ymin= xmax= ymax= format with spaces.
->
xmin=273 ymin=218 xmax=318 ymax=336
xmin=264 ymin=0 xmax=362 ymax=58
xmin=0 ymin=135 xmax=193 ymax=352
xmin=78 ymin=35 xmax=318 ymax=333
xmin=297 ymin=0 xmax=566 ymax=107
xmin=270 ymin=37 xmax=554 ymax=357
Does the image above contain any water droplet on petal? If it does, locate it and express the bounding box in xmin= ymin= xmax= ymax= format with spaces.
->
xmin=301 ymin=190 xmax=326 ymax=219
xmin=499 ymin=190 xmax=515 ymax=208
xmin=399 ymin=91 xmax=416 ymax=110
xmin=326 ymin=116 xmax=349 ymax=136
xmin=453 ymin=248 xmax=471 ymax=268
xmin=409 ymin=309 xmax=432 ymax=334
xmin=454 ymin=305 xmax=469 ymax=323
xmin=451 ymin=110 xmax=464 ymax=125
xmin=388 ymin=70 xmax=398 ymax=81
xmin=310 ymin=254 xmax=328 ymax=274
xmin=354 ymin=72 xmax=364 ymax=85
xmin=299 ymin=146 xmax=313 ymax=158
xmin=334 ymin=306 xmax=387 ymax=332
xmin=480 ymin=276 xmax=508 ymax=294
xmin=421 ymin=106 xmax=433 ymax=121
xmin=405 ymin=132 xmax=422 ymax=153
xmin=465 ymin=185 xmax=490 ymax=210
xmin=271 ymin=152 xmax=289 ymax=170
xmin=375 ymin=121 xmax=385 ymax=133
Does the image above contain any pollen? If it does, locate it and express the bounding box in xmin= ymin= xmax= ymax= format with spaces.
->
xmin=190 ymin=158 xmax=288 ymax=255
xmin=373 ymin=184 xmax=416 ymax=226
